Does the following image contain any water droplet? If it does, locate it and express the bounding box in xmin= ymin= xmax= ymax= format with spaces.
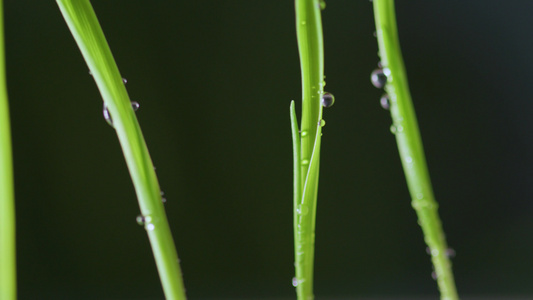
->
xmin=431 ymin=272 xmax=438 ymax=280
xmin=292 ymin=277 xmax=298 ymax=287
xmin=370 ymin=68 xmax=387 ymax=88
xmin=320 ymin=92 xmax=335 ymax=108
xmin=446 ymin=248 xmax=456 ymax=258
xmin=131 ymin=101 xmax=140 ymax=111
xmin=319 ymin=0 xmax=326 ymax=10
xmin=103 ymin=103 xmax=114 ymax=127
xmin=146 ymin=223 xmax=155 ymax=231
xmin=380 ymin=94 xmax=390 ymax=110
xmin=122 ymin=78 xmax=128 ymax=84
xmin=377 ymin=61 xmax=383 ymax=68
xmin=162 ymin=197 xmax=167 ymax=203
xmin=103 ymin=101 xmax=140 ymax=127
xmin=405 ymin=156 xmax=413 ymax=164
xmin=390 ymin=124 xmax=397 ymax=134
xmin=300 ymin=131 xmax=308 ymax=137
xmin=319 ymin=119 xmax=326 ymax=127
xmin=416 ymin=193 xmax=424 ymax=199
xmin=136 ymin=215 xmax=145 ymax=226
xmin=426 ymin=247 xmax=431 ymax=255
xmin=373 ymin=31 xmax=377 ymax=37
xmin=301 ymin=159 xmax=310 ymax=165
xmin=431 ymin=249 xmax=439 ymax=257
xmin=296 ymin=204 xmax=309 ymax=216
xmin=396 ymin=125 xmax=404 ymax=132
xmin=88 ymin=70 xmax=93 ymax=76
xmin=160 ymin=191 xmax=165 ymax=196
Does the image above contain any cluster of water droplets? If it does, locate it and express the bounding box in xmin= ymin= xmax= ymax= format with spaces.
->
xmin=426 ymin=247 xmax=456 ymax=281
xmin=296 ymin=204 xmax=309 ymax=216
xmin=291 ymin=276 xmax=307 ymax=288
xmin=103 ymin=101 xmax=140 ymax=128
xmin=370 ymin=62 xmax=401 ymax=134
xmin=136 ymin=214 xmax=155 ymax=231
xmin=88 ymin=71 xmax=128 ymax=85
xmin=370 ymin=66 xmax=391 ymax=112
xmin=318 ymin=76 xmax=335 ymax=109
xmin=425 ymin=247 xmax=456 ymax=259
xmin=292 ymin=277 xmax=299 ymax=287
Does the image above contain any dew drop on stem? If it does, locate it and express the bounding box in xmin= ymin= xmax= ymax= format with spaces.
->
xmin=292 ymin=277 xmax=298 ymax=287
xmin=380 ymin=94 xmax=390 ymax=110
xmin=431 ymin=271 xmax=438 ymax=280
xmin=390 ymin=124 xmax=397 ymax=135
xmin=296 ymin=204 xmax=309 ymax=216
xmin=371 ymin=68 xmax=387 ymax=88
xmin=319 ymin=0 xmax=326 ymax=10
xmin=103 ymin=101 xmax=141 ymax=127
xmin=321 ymin=92 xmax=335 ymax=108
xmin=160 ymin=191 xmax=167 ymax=203
xmin=446 ymin=248 xmax=456 ymax=258
xmin=103 ymin=103 xmax=113 ymax=127
xmin=122 ymin=78 xmax=128 ymax=84
xmin=136 ymin=215 xmax=145 ymax=226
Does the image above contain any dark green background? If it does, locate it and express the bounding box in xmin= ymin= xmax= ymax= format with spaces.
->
xmin=6 ymin=0 xmax=533 ymax=299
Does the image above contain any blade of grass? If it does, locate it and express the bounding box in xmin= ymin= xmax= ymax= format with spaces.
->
xmin=293 ymin=0 xmax=325 ymax=299
xmin=290 ymin=100 xmax=301 ymax=258
xmin=372 ymin=1 xmax=459 ymax=299
xmin=56 ymin=1 xmax=186 ymax=299
xmin=0 ymin=0 xmax=16 ymax=298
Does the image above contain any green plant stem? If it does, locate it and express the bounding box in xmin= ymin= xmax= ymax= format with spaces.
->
xmin=56 ymin=1 xmax=186 ymax=299
xmin=372 ymin=1 xmax=458 ymax=299
xmin=293 ymin=0 xmax=325 ymax=299
xmin=0 ymin=0 xmax=16 ymax=299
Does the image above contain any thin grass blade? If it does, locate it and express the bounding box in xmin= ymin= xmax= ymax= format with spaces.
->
xmin=372 ymin=1 xmax=459 ymax=298
xmin=0 ymin=0 xmax=16 ymax=298
xmin=56 ymin=1 xmax=186 ymax=299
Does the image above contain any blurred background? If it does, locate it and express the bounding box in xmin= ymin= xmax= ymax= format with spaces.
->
xmin=6 ymin=0 xmax=533 ymax=299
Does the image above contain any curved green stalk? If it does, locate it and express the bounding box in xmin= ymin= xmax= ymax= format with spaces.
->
xmin=290 ymin=101 xmax=301 ymax=259
xmin=293 ymin=0 xmax=325 ymax=299
xmin=56 ymin=1 xmax=186 ymax=299
xmin=0 ymin=0 xmax=16 ymax=298
xmin=372 ymin=1 xmax=458 ymax=299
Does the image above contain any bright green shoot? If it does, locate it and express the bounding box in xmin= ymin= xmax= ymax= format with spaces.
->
xmin=56 ymin=1 xmax=186 ymax=299
xmin=372 ymin=0 xmax=458 ymax=299
xmin=292 ymin=0 xmax=328 ymax=299
xmin=0 ymin=0 xmax=16 ymax=299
